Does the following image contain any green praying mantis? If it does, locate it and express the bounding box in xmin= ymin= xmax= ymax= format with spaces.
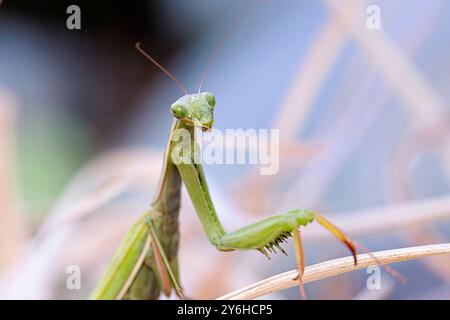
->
xmin=90 ymin=6 xmax=359 ymax=300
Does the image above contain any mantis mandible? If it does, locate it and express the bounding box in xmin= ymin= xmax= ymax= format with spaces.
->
xmin=90 ymin=4 xmax=359 ymax=300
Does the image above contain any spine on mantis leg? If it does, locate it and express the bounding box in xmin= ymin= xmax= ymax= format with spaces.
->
xmin=218 ymin=209 xmax=315 ymax=257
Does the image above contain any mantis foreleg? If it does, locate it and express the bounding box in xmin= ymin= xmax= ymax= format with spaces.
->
xmin=174 ymin=128 xmax=357 ymax=299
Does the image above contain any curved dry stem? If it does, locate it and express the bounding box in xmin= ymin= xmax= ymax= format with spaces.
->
xmin=217 ymin=243 xmax=450 ymax=300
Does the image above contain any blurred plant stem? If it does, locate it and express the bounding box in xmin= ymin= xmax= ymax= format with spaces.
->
xmin=0 ymin=89 xmax=27 ymax=272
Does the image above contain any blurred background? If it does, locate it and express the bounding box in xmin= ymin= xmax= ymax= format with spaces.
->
xmin=0 ymin=0 xmax=449 ymax=299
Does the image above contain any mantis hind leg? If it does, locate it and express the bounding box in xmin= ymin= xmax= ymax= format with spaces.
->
xmin=124 ymin=220 xmax=183 ymax=300
xmin=123 ymin=262 xmax=161 ymax=300
xmin=147 ymin=219 xmax=185 ymax=299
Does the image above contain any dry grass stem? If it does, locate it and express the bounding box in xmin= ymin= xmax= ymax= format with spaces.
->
xmin=217 ymin=243 xmax=450 ymax=300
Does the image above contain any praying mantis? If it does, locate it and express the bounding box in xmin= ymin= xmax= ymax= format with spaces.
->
xmin=90 ymin=4 xmax=359 ymax=300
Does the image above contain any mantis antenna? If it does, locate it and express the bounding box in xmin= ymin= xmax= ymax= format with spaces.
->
xmin=197 ymin=0 xmax=263 ymax=93
xmin=135 ymin=42 xmax=188 ymax=95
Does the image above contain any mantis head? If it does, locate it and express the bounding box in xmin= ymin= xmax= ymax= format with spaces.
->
xmin=170 ymin=92 xmax=216 ymax=131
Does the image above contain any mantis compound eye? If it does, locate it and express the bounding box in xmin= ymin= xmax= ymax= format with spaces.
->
xmin=171 ymin=103 xmax=189 ymax=118
xmin=201 ymin=92 xmax=216 ymax=108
